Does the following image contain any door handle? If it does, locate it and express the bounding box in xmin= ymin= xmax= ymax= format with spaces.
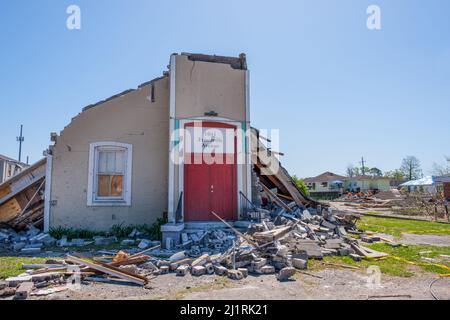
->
xmin=211 ymin=185 xmax=214 ymax=193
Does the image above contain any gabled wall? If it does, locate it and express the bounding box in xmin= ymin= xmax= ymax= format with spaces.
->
xmin=167 ymin=54 xmax=251 ymax=221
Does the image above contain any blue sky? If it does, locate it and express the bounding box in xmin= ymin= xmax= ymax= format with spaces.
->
xmin=0 ymin=0 xmax=449 ymax=177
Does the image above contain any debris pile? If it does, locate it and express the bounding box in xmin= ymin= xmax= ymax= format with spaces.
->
xmin=0 ymin=158 xmax=46 ymax=230
xmin=0 ymin=203 xmax=393 ymax=299
xmin=0 ymin=225 xmax=57 ymax=254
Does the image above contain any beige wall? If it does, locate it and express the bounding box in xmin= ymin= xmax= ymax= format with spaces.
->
xmin=49 ymin=78 xmax=170 ymax=231
xmin=175 ymin=55 xmax=247 ymax=121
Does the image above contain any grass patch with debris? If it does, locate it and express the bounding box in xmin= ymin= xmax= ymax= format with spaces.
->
xmin=309 ymin=243 xmax=450 ymax=277
xmin=357 ymin=216 xmax=450 ymax=237
xmin=0 ymin=256 xmax=58 ymax=279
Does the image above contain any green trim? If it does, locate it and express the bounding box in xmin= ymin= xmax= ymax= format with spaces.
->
xmin=242 ymin=121 xmax=247 ymax=154
xmin=173 ymin=119 xmax=180 ymax=148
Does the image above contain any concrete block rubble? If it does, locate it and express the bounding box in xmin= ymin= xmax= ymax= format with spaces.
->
xmin=0 ymin=198 xmax=393 ymax=299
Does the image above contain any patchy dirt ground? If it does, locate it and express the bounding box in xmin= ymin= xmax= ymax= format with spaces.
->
xmin=23 ymin=269 xmax=449 ymax=300
xmin=184 ymin=270 xmax=450 ymax=300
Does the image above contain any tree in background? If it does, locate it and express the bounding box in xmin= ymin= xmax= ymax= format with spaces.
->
xmin=292 ymin=175 xmax=309 ymax=195
xmin=400 ymin=156 xmax=423 ymax=180
xmin=431 ymin=155 xmax=450 ymax=176
xmin=346 ymin=164 xmax=355 ymax=177
xmin=369 ymin=167 xmax=383 ymax=177
xmin=384 ymin=169 xmax=406 ymax=181
xmin=346 ymin=164 xmax=374 ymax=177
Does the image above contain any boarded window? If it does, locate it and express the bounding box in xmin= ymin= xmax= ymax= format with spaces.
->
xmin=96 ymin=149 xmax=126 ymax=199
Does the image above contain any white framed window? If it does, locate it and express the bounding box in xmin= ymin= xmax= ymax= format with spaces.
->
xmin=87 ymin=142 xmax=132 ymax=206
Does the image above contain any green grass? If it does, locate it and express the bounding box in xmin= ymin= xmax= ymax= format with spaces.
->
xmin=309 ymin=243 xmax=450 ymax=277
xmin=357 ymin=216 xmax=450 ymax=237
xmin=0 ymin=256 xmax=58 ymax=279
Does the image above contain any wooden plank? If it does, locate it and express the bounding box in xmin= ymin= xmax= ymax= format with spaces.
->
xmin=259 ymin=183 xmax=292 ymax=212
xmin=66 ymin=255 xmax=147 ymax=286
xmin=0 ymin=185 xmax=11 ymax=199
xmin=108 ymin=255 xmax=150 ymax=267
xmin=11 ymin=203 xmax=44 ymax=228
xmin=0 ymin=198 xmax=22 ymax=223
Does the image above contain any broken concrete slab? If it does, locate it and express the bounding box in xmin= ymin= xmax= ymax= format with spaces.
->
xmin=13 ymin=242 xmax=27 ymax=251
xmin=121 ymin=239 xmax=135 ymax=246
xmin=138 ymin=239 xmax=152 ymax=249
xmin=260 ymin=265 xmax=275 ymax=274
xmin=20 ymin=247 xmax=41 ymax=254
xmin=277 ymin=267 xmax=296 ymax=281
xmin=292 ymin=258 xmax=307 ymax=270
xmin=94 ymin=236 xmax=116 ymax=246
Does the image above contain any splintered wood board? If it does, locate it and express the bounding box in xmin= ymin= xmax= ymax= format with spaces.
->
xmin=0 ymin=185 xmax=11 ymax=199
xmin=0 ymin=198 xmax=22 ymax=222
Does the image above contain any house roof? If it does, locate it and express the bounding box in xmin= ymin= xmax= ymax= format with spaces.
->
xmin=348 ymin=175 xmax=390 ymax=181
xmin=303 ymin=171 xmax=347 ymax=183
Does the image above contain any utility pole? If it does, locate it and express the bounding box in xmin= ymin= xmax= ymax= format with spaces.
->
xmin=360 ymin=156 xmax=366 ymax=176
xmin=16 ymin=124 xmax=24 ymax=162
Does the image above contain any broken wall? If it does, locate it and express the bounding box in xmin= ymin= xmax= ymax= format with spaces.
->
xmin=49 ymin=78 xmax=170 ymax=230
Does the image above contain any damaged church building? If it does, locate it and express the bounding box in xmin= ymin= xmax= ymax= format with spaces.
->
xmin=33 ymin=53 xmax=316 ymax=245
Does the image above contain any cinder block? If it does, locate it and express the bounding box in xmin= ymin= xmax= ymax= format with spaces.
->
xmin=227 ymin=269 xmax=244 ymax=280
xmin=169 ymin=263 xmax=179 ymax=271
xmin=14 ymin=282 xmax=33 ymax=300
xmin=204 ymin=263 xmax=215 ymax=275
xmin=292 ymin=258 xmax=307 ymax=270
xmin=192 ymin=266 xmax=206 ymax=276
xmin=338 ymin=248 xmax=350 ymax=256
xmin=260 ymin=265 xmax=275 ymax=274
xmin=175 ymin=265 xmax=190 ymax=276
xmin=349 ymin=253 xmax=362 ymax=262
xmin=252 ymin=258 xmax=267 ymax=269
xmin=237 ymin=268 xmax=248 ymax=278
xmin=159 ymin=266 xmax=169 ymax=274
xmin=214 ymin=265 xmax=228 ymax=276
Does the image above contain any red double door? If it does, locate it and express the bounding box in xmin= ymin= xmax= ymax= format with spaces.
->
xmin=184 ymin=122 xmax=237 ymax=221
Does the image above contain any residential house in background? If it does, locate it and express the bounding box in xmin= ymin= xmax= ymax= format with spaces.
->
xmin=304 ymin=171 xmax=392 ymax=199
xmin=0 ymin=154 xmax=28 ymax=184
xmin=345 ymin=175 xmax=390 ymax=193
xmin=303 ymin=172 xmax=347 ymax=199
